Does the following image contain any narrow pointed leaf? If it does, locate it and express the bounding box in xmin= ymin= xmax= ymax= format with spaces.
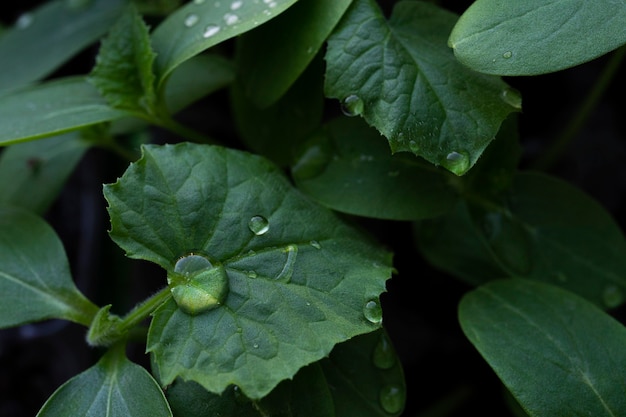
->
xmin=460 ymin=279 xmax=626 ymax=417
xmin=37 ymin=345 xmax=172 ymax=417
xmin=104 ymin=143 xmax=393 ymax=398
xmin=293 ymin=117 xmax=458 ymax=220
xmin=325 ymin=0 xmax=519 ymax=175
xmin=449 ymin=0 xmax=626 ymax=76
xmin=0 ymin=0 xmax=126 ymax=94
xmin=0 ymin=207 xmax=98 ymax=328
xmin=0 ymin=77 xmax=128 ymax=145
xmin=151 ymin=0 xmax=298 ymax=88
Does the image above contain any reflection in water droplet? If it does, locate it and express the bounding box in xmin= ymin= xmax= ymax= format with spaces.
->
xmin=223 ymin=12 xmax=239 ymax=25
xmin=503 ymin=51 xmax=513 ymax=59
xmin=363 ymin=299 xmax=383 ymax=324
xmin=379 ymin=384 xmax=405 ymax=414
xmin=310 ymin=240 xmax=321 ymax=249
xmin=203 ymin=24 xmax=221 ymax=38
xmin=276 ymin=245 xmax=298 ymax=282
xmin=16 ymin=13 xmax=33 ymax=29
xmin=248 ymin=215 xmax=270 ymax=235
xmin=231 ymin=0 xmax=243 ymax=10
xmin=174 ymin=254 xmax=213 ymax=276
xmin=169 ymin=260 xmax=229 ymax=315
xmin=443 ymin=151 xmax=470 ymax=175
xmin=603 ymin=285 xmax=624 ymax=309
xmin=372 ymin=333 xmax=396 ymax=369
xmin=502 ymin=88 xmax=522 ymax=109
xmin=341 ymin=95 xmax=364 ymax=117
xmin=184 ymin=13 xmax=199 ymax=27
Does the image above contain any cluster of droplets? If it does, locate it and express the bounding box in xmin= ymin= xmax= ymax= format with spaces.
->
xmin=371 ymin=332 xmax=405 ymax=414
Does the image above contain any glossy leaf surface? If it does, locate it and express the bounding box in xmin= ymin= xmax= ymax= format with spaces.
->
xmin=325 ymin=0 xmax=519 ymax=175
xmin=37 ymin=345 xmax=172 ymax=417
xmin=0 ymin=207 xmax=98 ymax=328
xmin=460 ymin=279 xmax=626 ymax=416
xmin=449 ymin=0 xmax=626 ymax=75
xmin=0 ymin=0 xmax=126 ymax=94
xmin=104 ymin=143 xmax=393 ymax=398
xmin=292 ymin=117 xmax=458 ymax=220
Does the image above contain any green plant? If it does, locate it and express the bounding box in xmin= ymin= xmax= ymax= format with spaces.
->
xmin=1 ymin=0 xmax=625 ymax=416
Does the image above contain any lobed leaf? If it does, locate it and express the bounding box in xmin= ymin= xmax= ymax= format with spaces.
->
xmin=449 ymin=0 xmax=626 ymax=76
xmin=104 ymin=143 xmax=393 ymax=398
xmin=0 ymin=0 xmax=126 ymax=94
xmin=460 ymin=279 xmax=626 ymax=416
xmin=292 ymin=117 xmax=458 ymax=220
xmin=150 ymin=0 xmax=298 ymax=89
xmin=37 ymin=344 xmax=172 ymax=417
xmin=325 ymin=0 xmax=519 ymax=175
xmin=0 ymin=207 xmax=98 ymax=328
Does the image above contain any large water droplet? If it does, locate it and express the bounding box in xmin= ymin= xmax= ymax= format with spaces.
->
xmin=480 ymin=211 xmax=532 ymax=275
xmin=203 ymin=24 xmax=221 ymax=38
xmin=372 ymin=333 xmax=396 ymax=369
xmin=184 ymin=13 xmax=199 ymax=27
xmin=276 ymin=245 xmax=298 ymax=282
xmin=223 ymin=12 xmax=239 ymax=25
xmin=174 ymin=254 xmax=213 ymax=276
xmin=379 ymin=384 xmax=405 ymax=414
xmin=248 ymin=215 xmax=270 ymax=235
xmin=169 ymin=255 xmax=229 ymax=315
xmin=603 ymin=285 xmax=624 ymax=309
xmin=230 ymin=0 xmax=243 ymax=10
xmin=502 ymin=88 xmax=522 ymax=109
xmin=363 ymin=299 xmax=383 ymax=324
xmin=341 ymin=95 xmax=364 ymax=117
xmin=15 ymin=13 xmax=34 ymax=29
xmin=443 ymin=151 xmax=470 ymax=175
xmin=502 ymin=51 xmax=513 ymax=59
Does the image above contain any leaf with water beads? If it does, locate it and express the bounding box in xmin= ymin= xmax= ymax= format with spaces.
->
xmin=325 ymin=0 xmax=519 ymax=175
xmin=104 ymin=143 xmax=393 ymax=399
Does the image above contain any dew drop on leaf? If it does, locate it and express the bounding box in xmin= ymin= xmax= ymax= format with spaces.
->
xmin=501 ymin=88 xmax=522 ymax=110
xmin=379 ymin=384 xmax=405 ymax=414
xmin=170 ymin=264 xmax=229 ymax=315
xmin=503 ymin=51 xmax=513 ymax=59
xmin=202 ymin=24 xmax=221 ymax=38
xmin=363 ymin=299 xmax=383 ymax=324
xmin=174 ymin=254 xmax=213 ymax=275
xmin=194 ymin=0 xmax=206 ymax=4
xmin=603 ymin=285 xmax=624 ymax=309
xmin=230 ymin=0 xmax=243 ymax=10
xmin=275 ymin=245 xmax=298 ymax=282
xmin=341 ymin=95 xmax=365 ymax=117
xmin=372 ymin=333 xmax=396 ymax=369
xmin=248 ymin=215 xmax=270 ymax=235
xmin=223 ymin=13 xmax=239 ymax=25
xmin=184 ymin=13 xmax=199 ymax=27
xmin=309 ymin=240 xmax=321 ymax=249
xmin=443 ymin=151 xmax=470 ymax=175
xmin=408 ymin=140 xmax=420 ymax=154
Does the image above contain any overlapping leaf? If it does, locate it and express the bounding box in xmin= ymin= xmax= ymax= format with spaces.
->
xmin=325 ymin=0 xmax=519 ymax=175
xmin=104 ymin=143 xmax=393 ymax=398
xmin=460 ymin=279 xmax=626 ymax=416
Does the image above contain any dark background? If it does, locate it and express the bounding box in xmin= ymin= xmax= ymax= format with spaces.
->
xmin=2 ymin=1 xmax=626 ymax=416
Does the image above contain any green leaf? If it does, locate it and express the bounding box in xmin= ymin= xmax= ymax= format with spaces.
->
xmin=0 ymin=132 xmax=90 ymax=214
xmin=0 ymin=0 xmax=126 ymax=94
xmin=0 ymin=77 xmax=127 ymax=145
xmin=292 ymin=117 xmax=458 ymax=220
xmin=89 ymin=5 xmax=157 ymax=114
xmin=459 ymin=279 xmax=626 ymax=417
xmin=0 ymin=206 xmax=98 ymax=328
xmin=37 ymin=344 xmax=172 ymax=417
xmin=419 ymin=172 xmax=626 ymax=308
xmin=231 ymin=53 xmax=324 ymax=166
xmin=165 ymin=329 xmax=404 ymax=417
xmin=235 ymin=0 xmax=353 ymax=107
xmin=151 ymin=0 xmax=298 ymax=89
xmin=104 ymin=143 xmax=393 ymax=398
xmin=325 ymin=0 xmax=519 ymax=176
xmin=449 ymin=0 xmax=626 ymax=76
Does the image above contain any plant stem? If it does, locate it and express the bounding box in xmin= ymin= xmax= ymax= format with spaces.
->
xmin=531 ymin=45 xmax=626 ymax=171
xmin=118 ymin=287 xmax=172 ymax=331
xmin=152 ymin=113 xmax=222 ymax=145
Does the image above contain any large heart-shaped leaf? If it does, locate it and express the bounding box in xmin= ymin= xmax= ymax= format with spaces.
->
xmin=460 ymin=279 xmax=626 ymax=416
xmin=0 ymin=206 xmax=98 ymax=328
xmin=104 ymin=143 xmax=393 ymax=398
xmin=325 ymin=0 xmax=519 ymax=175
xmin=449 ymin=0 xmax=626 ymax=76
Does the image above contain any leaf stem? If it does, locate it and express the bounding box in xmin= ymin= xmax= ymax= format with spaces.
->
xmin=118 ymin=287 xmax=172 ymax=331
xmin=531 ymin=45 xmax=626 ymax=171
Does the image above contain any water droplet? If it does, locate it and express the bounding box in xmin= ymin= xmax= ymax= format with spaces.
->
xmin=263 ymin=0 xmax=277 ymax=5
xmin=184 ymin=13 xmax=199 ymax=27
xmin=223 ymin=12 xmax=239 ymax=25
xmin=503 ymin=51 xmax=513 ymax=59
xmin=169 ymin=258 xmax=229 ymax=315
xmin=203 ymin=24 xmax=221 ymax=38
xmin=480 ymin=211 xmax=532 ymax=275
xmin=15 ymin=13 xmax=33 ymax=29
xmin=253 ymin=343 xmax=259 ymax=349
xmin=276 ymin=245 xmax=298 ymax=282
xmin=363 ymin=299 xmax=383 ymax=324
xmin=174 ymin=254 xmax=213 ymax=276
xmin=372 ymin=333 xmax=396 ymax=369
xmin=408 ymin=140 xmax=420 ymax=153
xmin=230 ymin=0 xmax=243 ymax=10
xmin=246 ymin=270 xmax=257 ymax=278
xmin=341 ymin=95 xmax=364 ymax=117
xmin=194 ymin=0 xmax=206 ymax=3
xmin=502 ymin=88 xmax=522 ymax=109
xmin=248 ymin=215 xmax=270 ymax=235
xmin=443 ymin=151 xmax=470 ymax=175
xmin=379 ymin=384 xmax=405 ymax=414
xmin=310 ymin=240 xmax=321 ymax=249
xmin=603 ymin=285 xmax=624 ymax=309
